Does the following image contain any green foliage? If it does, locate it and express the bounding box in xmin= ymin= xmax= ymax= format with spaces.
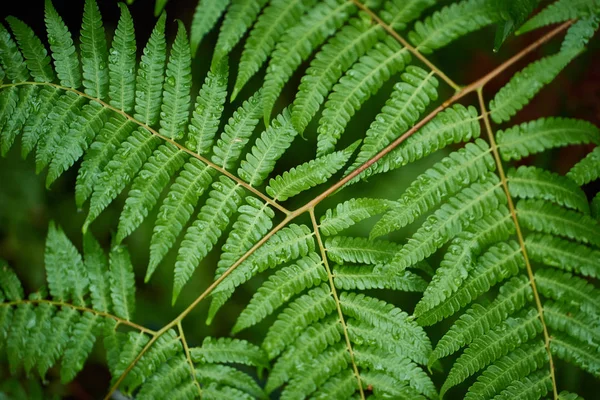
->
xmin=1 ymin=0 xmax=599 ymax=398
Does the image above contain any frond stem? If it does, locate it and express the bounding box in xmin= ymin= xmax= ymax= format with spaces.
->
xmin=309 ymin=207 xmax=365 ymax=399
xmin=0 ymin=81 xmax=291 ymax=216
xmin=350 ymin=0 xmax=461 ymax=91
xmin=0 ymin=299 xmax=156 ymax=335
xmin=178 ymin=321 xmax=203 ymax=397
xmin=477 ymin=87 xmax=558 ymax=399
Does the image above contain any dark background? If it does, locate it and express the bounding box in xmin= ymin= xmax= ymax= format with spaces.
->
xmin=0 ymin=0 xmax=599 ymax=398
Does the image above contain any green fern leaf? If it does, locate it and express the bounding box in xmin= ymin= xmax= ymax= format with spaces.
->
xmin=21 ymin=300 xmax=54 ymax=375
xmin=431 ymin=275 xmax=532 ymax=363
xmin=291 ymin=13 xmax=382 ymax=132
xmin=384 ymin=178 xmax=505 ymax=273
xmin=567 ymin=146 xmax=600 ymax=185
xmin=109 ymin=245 xmax=136 ymax=321
xmin=134 ymin=12 xmax=167 ymax=126
xmin=0 ymin=22 xmax=29 ymax=83
xmin=266 ymin=141 xmax=359 ymax=201
xmin=190 ymin=0 xmax=230 ymax=56
xmin=213 ymin=0 xmax=269 ymax=64
xmin=36 ymin=307 xmax=78 ymax=377
xmin=45 ymin=222 xmax=88 ymax=305
xmin=0 ymin=88 xmax=20 ymax=153
xmin=80 ymin=0 xmax=109 ymax=99
xmin=417 ymin=235 xmax=525 ymax=326
xmin=113 ymin=331 xmax=150 ymax=381
xmin=192 ymin=337 xmax=268 ymax=368
xmin=21 ymin=87 xmax=60 ymax=157
xmin=262 ymin=284 xmax=336 ymax=359
xmin=196 ymin=364 xmax=265 ymax=398
xmin=83 ymin=231 xmax=112 ymax=312
xmin=535 ymin=269 xmax=600 ymax=316
xmin=371 ymin=139 xmax=495 ymax=238
xmin=333 ymin=265 xmax=426 ymax=291
xmin=358 ymin=104 xmax=481 ymax=183
xmin=496 ymin=117 xmax=600 ymax=161
xmin=517 ymin=0 xmax=600 ymax=34
xmin=508 ymin=166 xmax=590 ymax=213
xmin=212 ymin=90 xmax=263 ymax=170
xmin=558 ymin=391 xmax=586 ymax=400
xmin=493 ymin=370 xmax=552 ymax=400
xmin=44 ymin=0 xmax=81 ymax=88
xmin=310 ymin=369 xmax=357 ymax=400
xmin=233 ymin=252 xmax=326 ymax=333
xmin=360 ymin=370 xmax=426 ymax=399
xmin=465 ymin=341 xmax=548 ymax=400
xmin=84 ymin=129 xmax=160 ymax=230
xmin=561 ymin=16 xmax=600 ymax=54
xmin=317 ymin=38 xmax=409 ymax=157
xmin=160 ymin=21 xmax=192 ymax=141
xmin=0 ymin=86 xmax=36 ymax=156
xmin=517 ymin=199 xmax=600 ymax=247
xmin=238 ymin=108 xmax=298 ymax=186
xmin=0 ymin=260 xmax=24 ymax=301
xmin=551 ymin=333 xmax=600 ymax=376
xmin=525 ymin=233 xmax=600 ymax=278
xmin=232 ymin=0 xmax=316 ymax=99
xmin=103 ymin=319 xmax=126 ymax=377
xmin=319 ymin=197 xmax=395 ymax=236
xmin=187 ymin=60 xmax=228 ymax=156
xmin=325 ymin=235 xmax=400 ymax=265
xmin=261 ymin=0 xmax=356 ymax=125
xmin=108 ymin=3 xmax=136 ymax=113
xmin=116 ymin=143 xmax=186 ymax=243
xmin=409 ymin=0 xmax=501 ymax=53
xmin=6 ymin=302 xmax=33 ymax=374
xmin=60 ymin=312 xmax=99 ymax=383
xmin=441 ymin=309 xmax=543 ymax=397
xmin=137 ymin=355 xmax=189 ymax=398
xmin=147 ymin=158 xmax=213 ymax=280
xmin=544 ymin=301 xmax=600 ymax=346
xmin=6 ymin=17 xmax=54 ymax=82
xmin=489 ymin=52 xmax=575 ymax=123
xmin=173 ymin=177 xmax=244 ymax=302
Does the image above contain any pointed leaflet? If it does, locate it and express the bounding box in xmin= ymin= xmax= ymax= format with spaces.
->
xmin=261 ymin=0 xmax=357 ymax=124
xmin=21 ymin=86 xmax=61 ymax=158
xmin=0 ymin=260 xmax=24 ymax=301
xmin=108 ymin=3 xmax=136 ymax=112
xmin=147 ymin=158 xmax=213 ymax=280
xmin=190 ymin=0 xmax=231 ymax=56
xmin=0 ymin=86 xmax=37 ymax=156
xmin=317 ymin=37 xmax=410 ymax=157
xmin=80 ymin=0 xmax=109 ymax=99
xmin=560 ymin=15 xmax=599 ymax=54
xmin=0 ymin=21 xmax=29 ymax=82
xmin=173 ymin=177 xmax=244 ymax=302
xmin=334 ymin=265 xmax=427 ymax=292
xmin=134 ymin=12 xmax=167 ymax=126
xmin=6 ymin=17 xmax=54 ymax=82
xmin=347 ymin=66 xmax=439 ymax=174
xmin=266 ymin=140 xmax=359 ymax=201
xmin=195 ymin=363 xmax=266 ymax=399
xmin=109 ymin=245 xmax=136 ymax=321
xmin=325 ymin=236 xmax=401 ymax=265
xmin=535 ymin=269 xmax=600 ymax=316
xmin=319 ymin=197 xmax=395 ymax=236
xmin=232 ymin=0 xmax=317 ymax=99
xmin=517 ymin=0 xmax=599 ymax=34
xmin=44 ymin=0 xmax=81 ymax=88
xmin=496 ymin=117 xmax=600 ymax=161
xmin=192 ymin=337 xmax=268 ymax=368
xmin=492 ymin=0 xmax=538 ymax=51
xmin=160 ymin=21 xmax=192 ymax=141
xmin=83 ymin=231 xmax=112 ymax=312
xmin=60 ymin=312 xmax=99 ymax=383
xmin=567 ymin=146 xmax=600 ymax=185
xmin=187 ymin=59 xmax=228 ymax=155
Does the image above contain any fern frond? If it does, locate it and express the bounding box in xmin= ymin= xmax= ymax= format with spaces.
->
xmin=83 ymin=231 xmax=112 ymax=313
xmin=0 ymin=261 xmax=24 ymax=301
xmin=44 ymin=0 xmax=81 ymax=88
xmin=267 ymin=141 xmax=359 ymax=201
xmin=60 ymin=312 xmax=99 ymax=383
xmin=525 ymin=233 xmax=600 ymax=278
xmin=518 ymin=0 xmax=600 ymax=34
xmin=192 ymin=337 xmax=268 ymax=369
xmin=6 ymin=17 xmax=54 ymax=83
xmin=496 ymin=117 xmax=600 ymax=161
xmin=333 ymin=265 xmax=427 ymax=291
xmin=550 ymin=333 xmax=600 ymax=376
xmin=173 ymin=177 xmax=244 ymax=302
xmin=371 ymin=139 xmax=495 ymax=238
xmin=508 ymin=166 xmax=590 ymax=213
xmin=261 ymin=0 xmax=356 ymax=124
xmin=465 ymin=341 xmax=547 ymax=400
xmin=489 ymin=52 xmax=575 ymax=123
xmin=0 ymin=85 xmax=37 ymax=156
xmin=535 ymin=269 xmax=600 ymax=316
xmin=384 ymin=178 xmax=505 ymax=273
xmin=190 ymin=0 xmax=230 ymax=56
xmin=187 ymin=59 xmax=228 ymax=156
xmin=544 ymin=301 xmax=600 ymax=346
xmin=358 ymin=104 xmax=481 ymax=182
xmin=108 ymin=3 xmax=136 ymax=113
xmin=317 ymin=38 xmax=410 ymax=157
xmin=325 ymin=235 xmax=400 ymax=264
xmin=319 ymin=197 xmax=395 ymax=236
xmin=109 ymin=246 xmax=136 ymax=321
xmin=136 ymin=356 xmax=189 ymax=398
xmin=493 ymin=370 xmax=552 ymax=400
xmin=160 ymin=21 xmax=192 ymax=141
xmin=517 ymin=199 xmax=600 ymax=247
xmin=195 ymin=363 xmax=266 ymax=399
xmin=409 ymin=0 xmax=501 ymax=53
xmin=567 ymin=146 xmax=600 ymax=185
xmin=0 ymin=19 xmax=30 ymax=83
xmin=232 ymin=0 xmax=316 ymax=99
xmin=440 ymin=309 xmax=543 ymax=397
xmin=147 ymin=158 xmax=213 ymax=279
xmin=233 ymin=252 xmax=326 ymax=333
xmin=80 ymin=0 xmax=109 ymax=99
